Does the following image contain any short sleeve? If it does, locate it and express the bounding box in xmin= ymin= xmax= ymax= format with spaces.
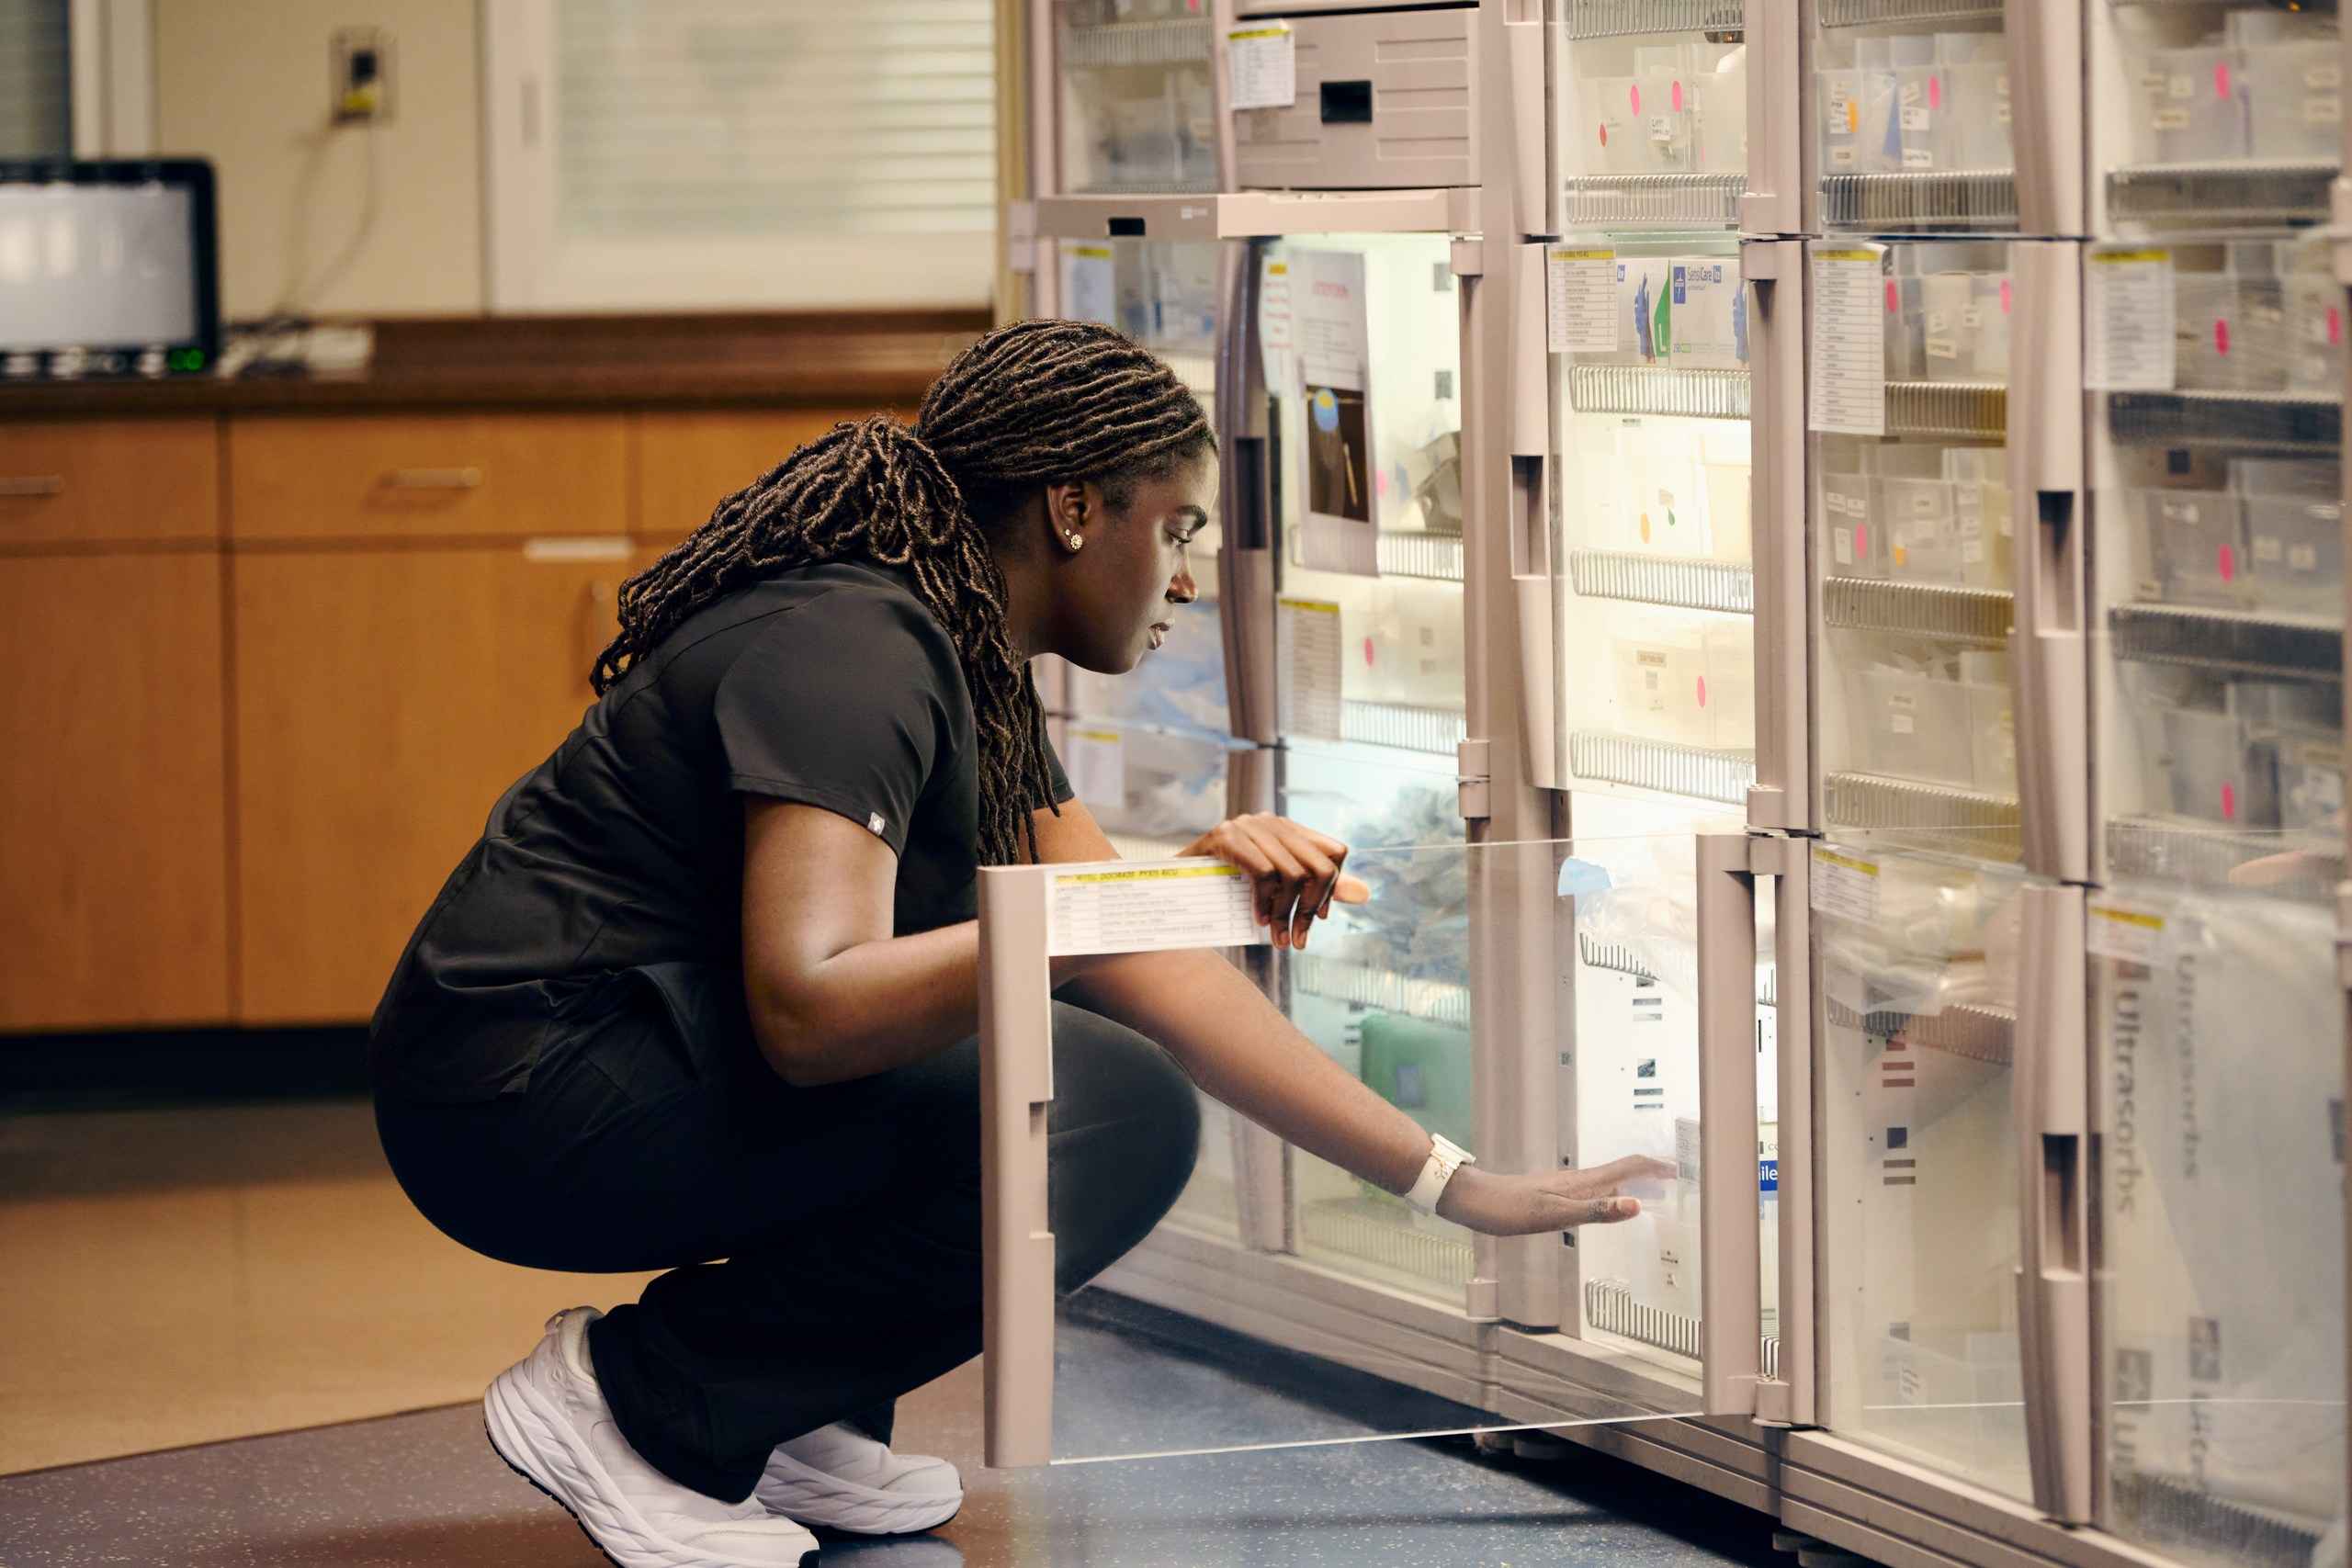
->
xmin=712 ymin=587 xmax=960 ymax=856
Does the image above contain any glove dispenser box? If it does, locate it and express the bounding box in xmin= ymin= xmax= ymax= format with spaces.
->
xmin=1232 ymin=6 xmax=1477 ymax=190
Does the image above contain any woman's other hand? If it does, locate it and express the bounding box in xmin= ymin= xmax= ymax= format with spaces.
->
xmin=1180 ymin=814 xmax=1370 ymax=951
xmin=1434 ymin=1156 xmax=1678 ymax=1236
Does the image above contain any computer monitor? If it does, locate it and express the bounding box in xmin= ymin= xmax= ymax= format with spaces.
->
xmin=0 ymin=159 xmax=220 ymax=380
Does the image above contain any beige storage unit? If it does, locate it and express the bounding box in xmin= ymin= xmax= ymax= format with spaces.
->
xmin=1232 ymin=6 xmax=1478 ymax=191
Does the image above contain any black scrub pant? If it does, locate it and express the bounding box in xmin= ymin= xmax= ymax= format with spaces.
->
xmin=372 ymin=970 xmax=1202 ymax=1504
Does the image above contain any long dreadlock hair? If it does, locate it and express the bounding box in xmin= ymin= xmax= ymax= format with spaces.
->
xmin=593 ymin=319 xmax=1215 ymax=866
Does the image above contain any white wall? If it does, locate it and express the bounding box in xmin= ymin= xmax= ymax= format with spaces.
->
xmin=153 ymin=0 xmax=483 ymax=319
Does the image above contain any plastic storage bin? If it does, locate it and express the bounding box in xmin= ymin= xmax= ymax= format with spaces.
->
xmin=1850 ymin=666 xmax=2005 ymax=790
xmin=1885 ymin=478 xmax=1963 ymax=584
xmin=2274 ymin=726 xmax=2346 ymax=831
xmin=2175 ymin=273 xmax=2287 ymax=392
xmin=1612 ymin=620 xmax=1754 ymax=751
xmin=2153 ymin=705 xmax=2279 ymax=827
xmin=2244 ymin=43 xmax=2342 ymax=162
xmin=1946 ymin=447 xmax=2013 ymax=592
xmin=2137 ymin=488 xmax=2247 ymax=606
xmin=2136 ymin=46 xmax=2250 ymax=165
xmin=2283 ymin=263 xmax=2346 ymax=393
xmin=1823 ymin=471 xmax=1884 ymax=578
xmin=2242 ymin=493 xmax=2344 ymax=615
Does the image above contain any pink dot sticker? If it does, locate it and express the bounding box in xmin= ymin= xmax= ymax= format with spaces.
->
xmin=1886 ymin=278 xmax=1899 ymax=312
xmin=2215 ymin=318 xmax=2232 ymax=356
xmin=1630 ymin=83 xmax=1641 ymax=115
xmin=2221 ymin=781 xmax=2238 ymax=820
xmin=1856 ymin=523 xmax=1871 ymax=557
xmin=1599 ymin=122 xmax=1609 ymax=148
xmin=2215 ymin=61 xmax=2233 ymax=99
xmin=1928 ymin=74 xmax=1942 ymax=111
xmin=1363 ymin=636 xmax=1375 ymax=668
xmin=2000 ymin=278 xmax=2013 ymax=314
xmin=1672 ymin=80 xmax=1684 ymax=112
xmin=2330 ymin=306 xmax=2342 ymax=345
xmin=2219 ymin=542 xmax=2237 ymax=582
xmin=1696 ymin=676 xmax=1709 ymax=709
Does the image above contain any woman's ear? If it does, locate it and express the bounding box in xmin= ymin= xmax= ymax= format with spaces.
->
xmin=1043 ymin=479 xmax=1091 ymax=557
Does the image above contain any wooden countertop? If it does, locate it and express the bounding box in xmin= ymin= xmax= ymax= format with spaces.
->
xmin=0 ymin=310 xmax=989 ymax=417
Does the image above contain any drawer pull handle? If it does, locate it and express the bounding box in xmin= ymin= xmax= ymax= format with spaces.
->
xmin=0 ymin=475 xmax=65 ymax=499
xmin=381 ymin=467 xmax=482 ymax=491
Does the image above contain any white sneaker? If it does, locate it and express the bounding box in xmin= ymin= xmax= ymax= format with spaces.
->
xmin=753 ymin=1422 xmax=965 ymax=1535
xmin=483 ymin=1307 xmax=821 ymax=1568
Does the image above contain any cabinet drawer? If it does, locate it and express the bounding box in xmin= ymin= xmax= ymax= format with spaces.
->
xmin=229 ymin=413 xmax=628 ymax=542
xmin=0 ymin=418 xmax=220 ymax=546
xmin=635 ymin=409 xmax=865 ymax=539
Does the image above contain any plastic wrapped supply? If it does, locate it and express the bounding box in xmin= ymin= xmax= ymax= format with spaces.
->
xmin=1409 ymin=429 xmax=1463 ymax=536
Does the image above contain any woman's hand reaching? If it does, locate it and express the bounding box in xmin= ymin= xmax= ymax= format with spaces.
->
xmin=1181 ymin=813 xmax=1370 ymax=951
xmin=1433 ymin=1156 xmax=1679 ymax=1236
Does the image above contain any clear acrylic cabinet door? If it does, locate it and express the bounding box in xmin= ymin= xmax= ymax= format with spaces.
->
xmin=1809 ymin=239 xmax=2022 ymax=863
xmin=1549 ymin=0 xmax=1751 ymax=234
xmin=1049 ymin=0 xmax=1219 ymax=196
xmin=1263 ymin=233 xmax=1469 ymax=763
xmin=1814 ymin=836 xmax=2036 ymax=1501
xmin=2090 ymin=883 xmax=2346 ymax=1565
xmin=977 ymin=836 xmax=1778 ymax=1465
xmin=2089 ymin=2 xmax=2345 ymax=233
xmin=2087 ymin=236 xmax=2347 ymax=897
xmin=1810 ymin=0 xmax=2017 ymax=234
xmin=1553 ymin=234 xmax=1758 ymax=810
xmin=1053 ymin=237 xmax=1235 ymax=741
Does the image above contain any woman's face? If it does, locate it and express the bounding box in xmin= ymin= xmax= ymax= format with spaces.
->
xmin=1055 ymin=451 xmax=1218 ymax=674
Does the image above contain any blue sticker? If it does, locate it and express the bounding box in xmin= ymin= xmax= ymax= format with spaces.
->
xmin=1672 ymin=265 xmax=1687 ymax=304
xmin=1311 ymin=388 xmax=1340 ymax=432
xmin=1557 ymin=858 xmax=1614 ymax=898
xmin=1759 ymin=1158 xmax=1780 ymax=1194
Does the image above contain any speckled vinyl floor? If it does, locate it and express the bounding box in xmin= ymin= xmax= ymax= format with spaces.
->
xmin=0 ymin=1344 xmax=1784 ymax=1568
xmin=2 ymin=1089 xmax=1787 ymax=1566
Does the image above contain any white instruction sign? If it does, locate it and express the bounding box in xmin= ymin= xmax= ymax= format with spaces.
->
xmin=1063 ymin=728 xmax=1126 ymax=812
xmin=1058 ymin=243 xmax=1117 ymax=329
xmin=1809 ymin=248 xmax=1887 ymax=437
xmin=1259 ymin=255 xmax=1296 ymax=396
xmin=1227 ymin=22 xmax=1296 ymax=111
xmin=1046 ymin=860 xmax=1267 ymax=958
xmin=2086 ymin=248 xmax=2176 ymax=392
xmin=1276 ymin=596 xmax=1345 ymax=741
xmin=1809 ymin=845 xmax=1881 ymax=924
xmin=1546 ymin=247 xmax=1617 ymax=355
xmin=2087 ymin=899 xmax=2167 ymax=965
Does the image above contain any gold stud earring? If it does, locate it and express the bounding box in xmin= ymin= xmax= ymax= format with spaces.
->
xmin=1067 ymin=532 xmax=1083 ymax=549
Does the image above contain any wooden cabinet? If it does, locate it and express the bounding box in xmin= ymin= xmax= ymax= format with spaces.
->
xmin=0 ymin=553 xmax=231 ymax=1029
xmin=634 ymin=408 xmax=863 ymax=541
xmin=0 ymin=419 xmax=220 ymax=546
xmin=229 ymin=413 xmax=629 ymax=543
xmin=231 ymin=543 xmax=628 ymax=1024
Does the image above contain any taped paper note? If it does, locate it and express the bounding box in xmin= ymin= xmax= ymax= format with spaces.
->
xmin=1276 ymin=596 xmax=1344 ymax=741
xmin=1809 ymin=845 xmax=1880 ymax=923
xmin=1059 ymin=243 xmax=1117 ymax=329
xmin=1546 ymin=247 xmax=1616 ymax=355
xmin=2087 ymin=900 xmax=2166 ymax=965
xmin=1809 ymin=248 xmax=1886 ymax=436
xmin=1228 ymin=22 xmax=1296 ymax=111
xmin=2086 ymin=248 xmax=2176 ymax=392
xmin=1047 ymin=860 xmax=1267 ymax=957
xmin=1063 ymin=728 xmax=1125 ymax=811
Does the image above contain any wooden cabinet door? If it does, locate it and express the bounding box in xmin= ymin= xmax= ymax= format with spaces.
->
xmin=232 ymin=543 xmax=629 ymax=1024
xmin=0 ymin=554 xmax=231 ymax=1029
xmin=228 ymin=413 xmax=629 ymax=544
xmin=633 ymin=409 xmax=865 ymax=542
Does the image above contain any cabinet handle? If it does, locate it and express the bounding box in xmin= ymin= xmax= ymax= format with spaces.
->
xmin=381 ymin=467 xmax=482 ymax=490
xmin=0 ymin=475 xmax=65 ymax=499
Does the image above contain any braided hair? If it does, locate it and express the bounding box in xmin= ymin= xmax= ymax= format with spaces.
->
xmin=593 ymin=319 xmax=1214 ymax=865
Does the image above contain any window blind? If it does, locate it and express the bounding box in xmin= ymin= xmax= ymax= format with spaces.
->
xmin=552 ymin=0 xmax=996 ymax=243
xmin=0 ymin=0 xmax=72 ymax=159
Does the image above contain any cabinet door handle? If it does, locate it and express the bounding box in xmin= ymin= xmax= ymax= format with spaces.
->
xmin=381 ymin=467 xmax=482 ymax=490
xmin=0 ymin=475 xmax=65 ymax=499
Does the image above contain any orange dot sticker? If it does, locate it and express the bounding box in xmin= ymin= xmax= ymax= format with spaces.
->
xmin=1639 ymin=512 xmax=1653 ymax=543
xmin=1846 ymin=97 xmax=1860 ymax=133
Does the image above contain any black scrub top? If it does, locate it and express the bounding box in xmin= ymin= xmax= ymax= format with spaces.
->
xmin=368 ymin=558 xmax=1072 ymax=1104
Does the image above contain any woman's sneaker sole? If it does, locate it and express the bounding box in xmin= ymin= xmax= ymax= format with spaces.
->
xmin=753 ymin=1452 xmax=962 ymax=1536
xmin=483 ymin=1365 xmax=819 ymax=1568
